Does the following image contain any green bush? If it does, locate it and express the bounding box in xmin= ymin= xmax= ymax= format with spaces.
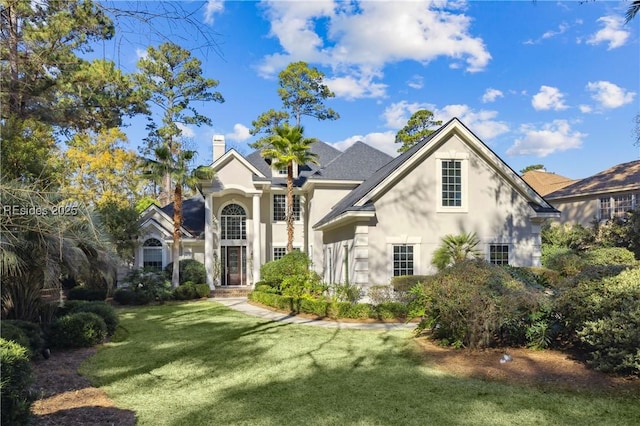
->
xmin=173 ymin=281 xmax=198 ymax=300
xmin=194 ymin=284 xmax=211 ymax=298
xmin=544 ymin=248 xmax=585 ymax=277
xmin=413 ymin=260 xmax=544 ymax=349
xmin=0 ymin=322 xmax=30 ymax=352
xmin=525 ymin=267 xmax=561 ymax=288
xmin=583 ymin=247 xmax=636 ymax=266
xmin=260 ymin=251 xmax=312 ymax=289
xmin=280 ymin=271 xmax=325 ymax=299
xmin=541 ymin=222 xmax=594 ymax=251
xmin=299 ymin=298 xmax=331 ymax=317
xmin=0 ymin=320 xmax=44 ymax=357
xmin=48 ymin=312 xmax=107 ymax=348
xmin=566 ymin=267 xmax=640 ymax=374
xmin=117 ymin=269 xmax=172 ymax=305
xmin=390 ymin=275 xmax=430 ymax=292
xmin=165 ymin=259 xmax=206 ymax=285
xmin=67 ymin=286 xmax=107 ymax=301
xmin=331 ymin=282 xmax=363 ymax=303
xmin=67 ymin=301 xmax=119 ymax=336
xmin=375 ymin=302 xmax=409 ymax=320
xmin=335 ymin=302 xmax=374 ymax=319
xmin=255 ymin=284 xmax=278 ymax=293
xmin=248 ymin=291 xmax=295 ymax=312
xmin=1 ymin=338 xmax=34 ymax=426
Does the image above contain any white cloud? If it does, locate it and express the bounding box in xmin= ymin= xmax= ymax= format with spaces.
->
xmin=407 ymin=75 xmax=424 ymax=90
xmin=586 ymin=81 xmax=636 ymax=109
xmin=176 ymin=123 xmax=195 ymax=138
xmin=482 ymin=88 xmax=503 ymax=103
xmin=531 ymin=86 xmax=569 ymax=111
xmin=225 ymin=123 xmax=251 ymax=141
xmin=435 ymin=105 xmax=509 ymax=141
xmin=204 ymin=0 xmax=224 ymax=25
xmin=135 ymin=48 xmax=148 ymax=60
xmin=507 ymin=120 xmax=586 ymax=157
xmin=325 ymin=68 xmax=387 ymax=100
xmin=542 ymin=22 xmax=569 ymax=40
xmin=579 ymin=104 xmax=592 ymax=113
xmin=381 ymin=101 xmax=431 ymax=129
xmin=332 ymin=131 xmax=397 ymax=156
xmin=259 ymin=0 xmax=491 ymax=99
xmin=587 ymin=16 xmax=629 ymax=50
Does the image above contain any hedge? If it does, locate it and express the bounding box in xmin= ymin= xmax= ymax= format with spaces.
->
xmin=390 ymin=275 xmax=430 ymax=292
xmin=47 ymin=312 xmax=107 ymax=348
xmin=248 ymin=290 xmax=407 ymax=321
xmin=1 ymin=338 xmax=34 ymax=426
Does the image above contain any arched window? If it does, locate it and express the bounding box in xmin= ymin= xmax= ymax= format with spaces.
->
xmin=221 ymin=204 xmax=246 ymax=240
xmin=142 ymin=238 xmax=163 ymax=270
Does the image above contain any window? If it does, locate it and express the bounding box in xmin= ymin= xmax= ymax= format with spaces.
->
xmin=142 ymin=238 xmax=163 ymax=270
xmin=600 ymin=194 xmax=637 ymax=220
xmin=441 ymin=160 xmax=462 ymax=207
xmin=489 ymin=244 xmax=509 ymax=265
xmin=393 ymin=245 xmax=414 ymax=276
xmin=273 ymin=247 xmax=287 ymax=261
xmin=221 ymin=204 xmax=246 ymax=240
xmin=273 ymin=194 xmax=301 ymax=221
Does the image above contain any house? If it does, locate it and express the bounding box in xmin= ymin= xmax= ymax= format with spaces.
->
xmin=521 ymin=169 xmax=576 ymax=197
xmin=135 ymin=118 xmax=559 ymax=290
xmin=544 ymin=160 xmax=640 ymax=226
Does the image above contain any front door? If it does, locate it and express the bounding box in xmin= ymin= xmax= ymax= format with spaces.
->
xmin=221 ymin=246 xmax=246 ymax=286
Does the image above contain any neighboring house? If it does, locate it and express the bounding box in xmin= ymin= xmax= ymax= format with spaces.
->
xmin=544 ymin=159 xmax=640 ymax=226
xmin=135 ymin=118 xmax=559 ymax=290
xmin=522 ymin=169 xmax=576 ymax=197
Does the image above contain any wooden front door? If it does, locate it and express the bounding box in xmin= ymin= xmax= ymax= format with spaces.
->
xmin=227 ymin=246 xmax=241 ymax=286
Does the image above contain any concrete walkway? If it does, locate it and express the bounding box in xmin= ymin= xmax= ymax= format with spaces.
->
xmin=211 ymin=297 xmax=416 ymax=331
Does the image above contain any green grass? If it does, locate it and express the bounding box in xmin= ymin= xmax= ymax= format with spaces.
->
xmin=81 ymin=301 xmax=640 ymax=425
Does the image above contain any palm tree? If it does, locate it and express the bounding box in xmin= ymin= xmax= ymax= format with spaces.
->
xmin=1 ymin=180 xmax=114 ymax=321
xmin=431 ymin=232 xmax=482 ymax=271
xmin=142 ymin=145 xmax=212 ymax=288
xmin=627 ymin=1 xmax=640 ymax=23
xmin=253 ymin=124 xmax=318 ymax=252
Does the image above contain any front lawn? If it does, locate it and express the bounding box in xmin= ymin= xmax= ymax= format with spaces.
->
xmin=82 ymin=301 xmax=640 ymax=425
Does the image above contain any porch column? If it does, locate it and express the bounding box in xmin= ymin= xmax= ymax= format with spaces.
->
xmin=252 ymin=193 xmax=261 ymax=285
xmin=205 ymin=194 xmax=215 ymax=289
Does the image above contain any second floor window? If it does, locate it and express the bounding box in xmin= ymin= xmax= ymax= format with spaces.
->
xmin=273 ymin=194 xmax=301 ymax=221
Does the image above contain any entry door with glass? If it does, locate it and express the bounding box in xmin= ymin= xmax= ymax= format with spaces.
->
xmin=221 ymin=246 xmax=246 ymax=286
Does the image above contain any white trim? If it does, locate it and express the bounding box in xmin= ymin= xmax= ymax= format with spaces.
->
xmin=387 ymin=241 xmax=421 ymax=280
xmin=313 ymin=210 xmax=375 ymax=231
xmin=487 ymin=243 xmax=510 ymax=266
xmin=211 ymin=149 xmax=265 ymax=178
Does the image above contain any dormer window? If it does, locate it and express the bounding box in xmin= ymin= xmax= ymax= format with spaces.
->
xmin=272 ymin=161 xmax=297 ymax=178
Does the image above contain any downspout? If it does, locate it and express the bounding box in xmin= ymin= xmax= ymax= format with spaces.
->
xmin=344 ymin=244 xmax=349 ymax=285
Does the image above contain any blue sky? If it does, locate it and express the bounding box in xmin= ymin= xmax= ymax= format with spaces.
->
xmin=102 ymin=1 xmax=639 ymax=179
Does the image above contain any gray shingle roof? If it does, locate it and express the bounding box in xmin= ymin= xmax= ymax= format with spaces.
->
xmin=546 ymin=160 xmax=640 ymax=199
xmin=160 ymin=196 xmax=205 ymax=237
xmin=310 ymin=141 xmax=393 ymax=181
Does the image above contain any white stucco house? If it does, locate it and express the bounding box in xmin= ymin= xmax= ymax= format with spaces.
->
xmin=135 ymin=118 xmax=560 ymax=290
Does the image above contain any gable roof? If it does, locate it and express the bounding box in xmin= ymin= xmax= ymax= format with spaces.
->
xmin=159 ymin=196 xmax=205 ymax=238
xmin=309 ymin=141 xmax=393 ymax=181
xmin=546 ymin=159 xmax=640 ymax=199
xmin=314 ymin=118 xmax=559 ymax=229
xmin=522 ymin=170 xmax=577 ymax=196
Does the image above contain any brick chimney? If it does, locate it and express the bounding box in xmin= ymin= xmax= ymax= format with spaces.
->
xmin=212 ymin=135 xmax=225 ymax=163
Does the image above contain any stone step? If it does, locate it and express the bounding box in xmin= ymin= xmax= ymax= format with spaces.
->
xmin=210 ymin=287 xmax=253 ymax=298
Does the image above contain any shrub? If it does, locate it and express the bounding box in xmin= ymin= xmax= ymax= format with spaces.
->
xmin=117 ymin=269 xmax=172 ymax=305
xmin=67 ymin=286 xmax=107 ymax=301
xmin=1 ymin=338 xmax=34 ymax=426
xmin=414 ymin=260 xmax=544 ymax=348
xmin=431 ymin=232 xmax=482 ymax=271
xmin=0 ymin=320 xmax=44 ymax=357
xmin=583 ymin=247 xmax=636 ymax=266
xmin=248 ymin=291 xmax=295 ymax=312
xmin=260 ymin=251 xmax=312 ymax=289
xmin=331 ymin=282 xmax=363 ymax=303
xmin=48 ymin=312 xmax=107 ymax=348
xmin=255 ymin=284 xmax=278 ymax=294
xmin=334 ymin=302 xmax=374 ymax=319
xmin=390 ymin=275 xmax=430 ymax=293
xmin=173 ymin=281 xmax=199 ymax=301
xmin=194 ymin=284 xmax=211 ymax=298
xmin=375 ymin=302 xmax=409 ymax=320
xmin=299 ymin=298 xmax=331 ymax=317
xmin=280 ymin=271 xmax=325 ymax=300
xmin=165 ymin=259 xmax=206 ymax=285
xmin=571 ymin=268 xmax=640 ymax=374
xmin=543 ymin=248 xmax=585 ymax=277
xmin=541 ymin=222 xmax=594 ymax=251
xmin=67 ymin=301 xmax=119 ymax=336
xmin=367 ymin=285 xmax=396 ymax=305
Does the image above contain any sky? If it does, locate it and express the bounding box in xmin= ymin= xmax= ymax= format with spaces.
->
xmin=99 ymin=0 xmax=639 ymax=180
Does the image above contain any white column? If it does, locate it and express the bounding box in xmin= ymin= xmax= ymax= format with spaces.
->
xmin=205 ymin=194 xmax=215 ymax=289
xmin=252 ymin=193 xmax=261 ymax=286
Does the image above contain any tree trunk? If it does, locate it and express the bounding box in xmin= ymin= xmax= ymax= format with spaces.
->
xmin=286 ymin=162 xmax=294 ymax=252
xmin=171 ymin=183 xmax=182 ymax=288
